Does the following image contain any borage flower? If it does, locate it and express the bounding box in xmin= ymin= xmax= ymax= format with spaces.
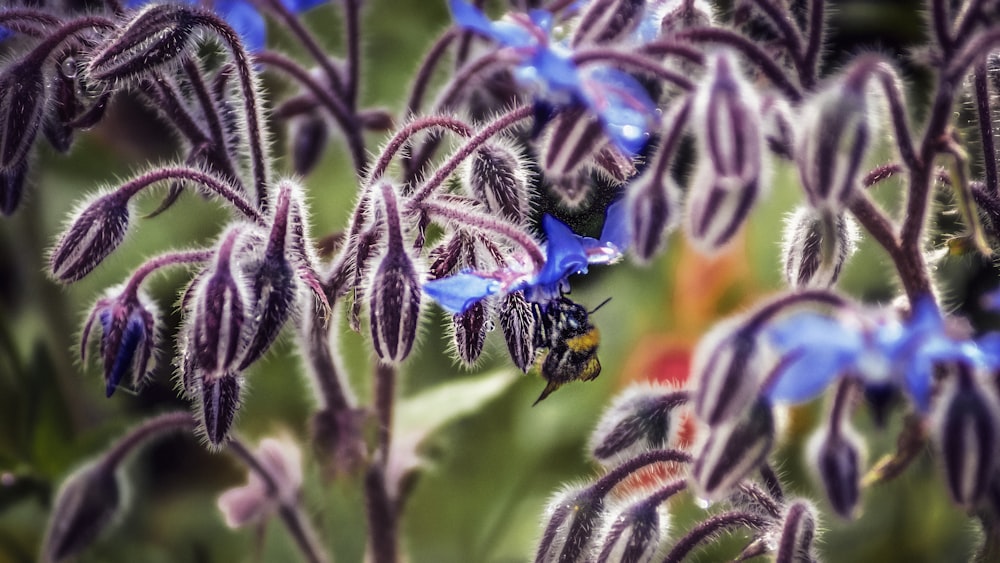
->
xmin=449 ymin=0 xmax=656 ymax=155
xmin=81 ymin=284 xmax=160 ymax=397
xmin=424 ymin=199 xmax=628 ymax=314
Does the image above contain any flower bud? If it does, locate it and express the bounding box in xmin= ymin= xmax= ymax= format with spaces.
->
xmin=44 ymin=56 xmax=83 ymax=154
xmin=659 ymin=0 xmax=713 ymax=36
xmin=807 ymin=422 xmax=863 ymax=518
xmin=290 ymin=114 xmax=329 ymax=176
xmin=931 ymin=364 xmax=1000 ymax=506
xmin=0 ymin=160 xmax=27 ymax=217
xmin=692 ymin=318 xmax=765 ymax=426
xmin=594 ymin=495 xmax=669 ymax=563
xmin=572 ymin=0 xmax=645 ymax=46
xmin=42 ymin=460 xmax=121 ymax=562
xmin=427 ymin=233 xmax=464 ymax=280
xmin=589 ymin=385 xmax=690 ymax=467
xmin=796 ymin=69 xmax=873 ymax=210
xmin=80 ymin=285 xmax=159 ymax=397
xmin=369 ymin=183 xmax=421 ymax=362
xmin=541 ymin=107 xmax=606 ymax=180
xmin=549 ymin=171 xmax=594 ymax=210
xmin=452 ymin=301 xmax=488 ymax=366
xmin=781 ymin=207 xmax=858 ymax=289
xmin=49 ymin=190 xmax=132 ymax=283
xmin=536 ymin=484 xmax=606 ymax=563
xmin=774 ymin=500 xmax=818 ymax=563
xmin=691 ymin=399 xmax=775 ymax=500
xmin=0 ymin=60 xmax=46 ymax=215
xmin=627 ymin=165 xmax=680 ymax=263
xmin=191 ymin=227 xmax=248 ymax=374
xmin=200 ymin=371 xmax=242 ymax=446
xmin=465 ymin=142 xmax=531 ymax=224
xmin=500 ymin=291 xmax=536 ymax=372
xmin=87 ymin=5 xmax=196 ymax=86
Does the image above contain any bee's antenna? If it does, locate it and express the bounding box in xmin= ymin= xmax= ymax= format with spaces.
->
xmin=590 ymin=297 xmax=612 ymax=314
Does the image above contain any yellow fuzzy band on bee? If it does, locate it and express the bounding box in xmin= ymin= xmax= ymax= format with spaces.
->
xmin=566 ymin=327 xmax=600 ymax=353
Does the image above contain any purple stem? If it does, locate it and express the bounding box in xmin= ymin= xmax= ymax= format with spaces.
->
xmin=661 ymin=511 xmax=771 ymax=563
xmin=418 ymin=200 xmax=546 ymax=268
xmin=343 ymin=0 xmax=363 ymax=110
xmin=117 ymin=167 xmax=263 ymax=223
xmin=406 ymin=28 xmax=459 ymax=114
xmin=122 ymin=249 xmax=214 ymax=297
xmin=262 ymin=0 xmax=345 ymax=96
xmin=100 ymin=411 xmax=196 ymax=471
xmin=974 ymin=62 xmax=998 ymax=195
xmin=368 ymin=116 xmax=474 ymax=182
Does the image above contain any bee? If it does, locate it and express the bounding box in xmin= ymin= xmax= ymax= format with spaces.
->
xmin=530 ymin=296 xmax=608 ymax=405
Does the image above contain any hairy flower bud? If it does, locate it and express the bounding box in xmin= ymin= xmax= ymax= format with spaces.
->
xmin=590 ymin=385 xmax=690 ymax=467
xmin=200 ymin=371 xmax=242 ymax=446
xmin=465 ymin=142 xmax=530 ymax=223
xmin=370 ymin=183 xmax=421 ymax=362
xmin=191 ymin=227 xmax=248 ymax=374
xmin=500 ymin=291 xmax=536 ymax=372
xmin=692 ymin=318 xmax=765 ymax=426
xmin=87 ymin=5 xmax=196 ymax=86
xmin=42 ymin=460 xmax=121 ymax=562
xmin=931 ymin=363 xmax=1000 ymax=506
xmin=291 ymin=114 xmax=329 ymax=176
xmin=572 ymin=0 xmax=645 ymax=46
xmin=50 ymin=190 xmax=132 ymax=283
xmin=685 ymin=52 xmax=766 ymax=253
xmin=808 ymin=422 xmax=863 ymax=518
xmin=0 ymin=60 xmax=47 ymax=215
xmin=80 ymin=285 xmax=159 ymax=397
xmin=627 ymin=165 xmax=680 ymax=263
xmin=774 ymin=500 xmax=818 ymax=563
xmin=536 ymin=484 xmax=606 ymax=563
xmin=691 ymin=400 xmax=775 ymax=500
xmin=594 ymin=495 xmax=670 ymax=563
xmin=0 ymin=160 xmax=27 ymax=216
xmin=541 ymin=107 xmax=606 ymax=180
xmin=781 ymin=207 xmax=858 ymax=289
xmin=452 ymin=301 xmax=488 ymax=366
xmin=549 ymin=171 xmax=594 ymax=210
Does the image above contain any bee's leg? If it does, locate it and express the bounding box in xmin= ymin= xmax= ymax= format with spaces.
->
xmin=532 ymin=379 xmax=563 ymax=406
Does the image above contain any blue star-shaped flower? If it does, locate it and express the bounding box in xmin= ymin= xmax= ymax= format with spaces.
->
xmin=449 ymin=0 xmax=655 ymax=155
xmin=424 ymin=199 xmax=628 ymax=314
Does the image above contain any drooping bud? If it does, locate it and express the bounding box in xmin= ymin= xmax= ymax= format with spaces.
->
xmin=781 ymin=207 xmax=858 ymax=289
xmin=0 ymin=160 xmax=27 ymax=216
xmin=807 ymin=421 xmax=864 ymax=518
xmin=465 ymin=141 xmax=531 ymax=223
xmin=572 ymin=0 xmax=645 ymax=46
xmin=500 ymin=290 xmax=536 ymax=372
xmin=86 ymin=5 xmax=196 ymax=86
xmin=760 ymin=95 xmax=796 ymax=159
xmin=0 ymin=59 xmax=47 ymax=215
xmin=593 ymin=494 xmax=670 ymax=563
xmin=589 ymin=385 xmax=690 ymax=467
xmin=290 ymin=114 xmax=329 ymax=176
xmin=660 ymin=0 xmax=714 ymax=36
xmin=930 ymin=363 xmax=1000 ymax=506
xmin=685 ymin=52 xmax=767 ymax=253
xmin=627 ymin=164 xmax=681 ymax=263
xmin=692 ymin=318 xmax=766 ymax=426
xmin=541 ymin=107 xmax=606 ymax=180
xmin=80 ymin=285 xmax=159 ymax=397
xmin=796 ymin=64 xmax=874 ymax=210
xmin=44 ymin=55 xmax=83 ymax=154
xmin=452 ymin=301 xmax=488 ymax=366
xmin=691 ymin=399 xmax=775 ymax=500
xmin=774 ymin=500 xmax=818 ymax=563
xmin=49 ymin=190 xmax=132 ymax=283
xmin=369 ymin=183 xmax=422 ymax=362
xmin=191 ymin=227 xmax=248 ymax=374
xmin=549 ymin=171 xmax=594 ymax=210
xmin=535 ymin=484 xmax=606 ymax=563
xmin=41 ymin=460 xmax=121 ymax=562
xmin=200 ymin=371 xmax=242 ymax=446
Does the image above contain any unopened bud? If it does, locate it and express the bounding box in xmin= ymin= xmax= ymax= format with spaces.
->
xmin=50 ymin=190 xmax=132 ymax=283
xmin=691 ymin=399 xmax=775 ymax=500
xmin=42 ymin=460 xmax=121 ymax=562
xmin=692 ymin=318 xmax=765 ymax=426
xmin=466 ymin=142 xmax=530 ymax=223
xmin=200 ymin=371 xmax=242 ymax=446
xmin=781 ymin=207 xmax=858 ymax=289
xmin=549 ymin=171 xmax=594 ymax=210
xmin=594 ymin=495 xmax=669 ymax=563
xmin=0 ymin=160 xmax=27 ymax=216
xmin=590 ymin=385 xmax=690 ymax=467
xmin=774 ymin=500 xmax=818 ymax=563
xmin=931 ymin=363 xmax=1000 ymax=506
xmin=500 ymin=291 xmax=536 ymax=372
xmin=660 ymin=0 xmax=713 ymax=36
xmin=541 ymin=107 xmax=606 ymax=179
xmin=192 ymin=228 xmax=247 ymax=374
xmin=452 ymin=301 xmax=488 ymax=366
xmin=535 ymin=484 xmax=605 ymax=563
xmin=572 ymin=0 xmax=645 ymax=46
xmin=808 ymin=422 xmax=863 ymax=518
xmin=0 ymin=61 xmax=46 ymax=215
xmin=627 ymin=165 xmax=680 ymax=263
xmin=290 ymin=115 xmax=329 ymax=176
xmin=87 ymin=5 xmax=196 ymax=86
xmin=80 ymin=286 xmax=159 ymax=397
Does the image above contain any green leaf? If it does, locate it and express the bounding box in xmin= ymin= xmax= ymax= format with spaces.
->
xmin=394 ymin=368 xmax=519 ymax=438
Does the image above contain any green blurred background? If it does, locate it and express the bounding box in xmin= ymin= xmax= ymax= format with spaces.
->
xmin=0 ymin=0 xmax=992 ymax=561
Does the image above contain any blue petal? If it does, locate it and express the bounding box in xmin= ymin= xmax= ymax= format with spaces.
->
xmin=976 ymin=332 xmax=1000 ymax=365
xmin=582 ymin=68 xmax=655 ymax=155
xmin=107 ymin=314 xmax=147 ymax=397
xmin=598 ymin=198 xmax=629 ymax=251
xmin=450 ymin=0 xmax=534 ymax=47
xmin=535 ymin=214 xmax=587 ymax=288
xmin=765 ymin=348 xmax=852 ymax=404
xmin=216 ymin=0 xmax=267 ymax=53
xmin=424 ymin=273 xmax=501 ymax=314
xmin=0 ymin=27 xmax=10 ymax=42
xmin=282 ymin=0 xmax=326 ymax=12
xmin=766 ymin=312 xmax=862 ymax=353
xmin=528 ymin=48 xmax=580 ymax=95
xmin=528 ymin=9 xmax=553 ymax=33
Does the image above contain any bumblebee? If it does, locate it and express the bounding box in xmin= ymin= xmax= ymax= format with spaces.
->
xmin=530 ymin=296 xmax=606 ymax=405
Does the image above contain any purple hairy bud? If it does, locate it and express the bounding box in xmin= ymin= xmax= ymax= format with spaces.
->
xmin=465 ymin=142 xmax=531 ymax=224
xmin=44 ymin=56 xmax=83 ymax=154
xmin=627 ymin=164 xmax=681 ymax=263
xmin=692 ymin=318 xmax=765 ymax=426
xmin=594 ymin=495 xmax=670 ymax=563
xmin=685 ymin=52 xmax=766 ymax=253
xmin=660 ymin=0 xmax=713 ymax=36
xmin=191 ymin=227 xmax=248 ymax=374
xmin=773 ymin=500 xmax=818 ymax=563
xmin=930 ymin=363 xmax=1000 ymax=506
xmin=80 ymin=285 xmax=159 ymax=397
xmin=41 ymin=460 xmax=121 ymax=562
xmin=691 ymin=399 xmax=775 ymax=500
xmin=808 ymin=421 xmax=864 ymax=519
xmin=500 ymin=291 xmax=537 ymax=372
xmin=589 ymin=385 xmax=690 ymax=467
xmin=369 ymin=183 xmax=421 ymax=362
xmin=549 ymin=171 xmax=594 ymax=210
xmin=781 ymin=207 xmax=858 ymax=289
xmin=796 ymin=68 xmax=873 ymax=210
xmin=86 ymin=5 xmax=196 ymax=86
xmin=50 ymin=189 xmax=132 ymax=283
xmin=427 ymin=233 xmax=464 ymax=280
xmin=541 ymin=108 xmax=606 ymax=180
xmin=535 ymin=484 xmax=605 ymax=563
xmin=453 ymin=301 xmax=488 ymax=366
xmin=291 ymin=114 xmax=329 ymax=176
xmin=0 ymin=60 xmax=47 ymax=214
xmin=572 ymin=0 xmax=645 ymax=46
xmin=200 ymin=371 xmax=242 ymax=446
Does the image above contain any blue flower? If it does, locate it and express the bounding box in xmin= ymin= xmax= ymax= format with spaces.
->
xmin=80 ymin=285 xmax=159 ymax=397
xmin=424 ymin=199 xmax=628 ymax=314
xmin=449 ymin=0 xmax=655 ymax=155
xmin=764 ymin=299 xmax=995 ymax=412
